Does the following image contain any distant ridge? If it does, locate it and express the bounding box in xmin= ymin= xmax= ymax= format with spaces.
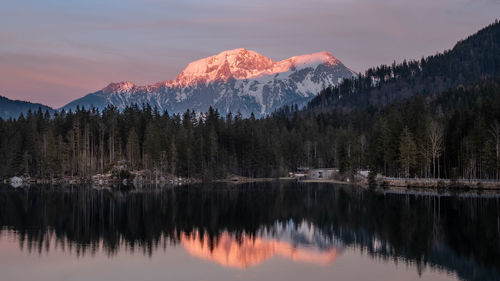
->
xmin=0 ymin=96 xmax=53 ymax=120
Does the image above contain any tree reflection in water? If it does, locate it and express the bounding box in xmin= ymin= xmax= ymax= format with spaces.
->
xmin=0 ymin=182 xmax=499 ymax=281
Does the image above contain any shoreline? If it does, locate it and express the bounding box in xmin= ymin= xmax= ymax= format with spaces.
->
xmin=3 ymin=175 xmax=500 ymax=194
xmin=218 ymin=177 xmax=500 ymax=195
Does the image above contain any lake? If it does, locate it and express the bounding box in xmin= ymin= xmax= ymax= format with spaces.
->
xmin=0 ymin=182 xmax=499 ymax=281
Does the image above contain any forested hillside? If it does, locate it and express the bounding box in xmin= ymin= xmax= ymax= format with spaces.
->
xmin=306 ymin=20 xmax=500 ymax=112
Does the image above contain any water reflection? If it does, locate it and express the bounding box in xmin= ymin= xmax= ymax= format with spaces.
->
xmin=180 ymin=222 xmax=342 ymax=268
xmin=0 ymin=182 xmax=499 ymax=281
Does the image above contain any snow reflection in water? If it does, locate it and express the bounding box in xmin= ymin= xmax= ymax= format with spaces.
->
xmin=181 ymin=221 xmax=342 ymax=268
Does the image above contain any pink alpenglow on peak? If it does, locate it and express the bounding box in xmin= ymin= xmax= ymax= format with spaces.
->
xmin=172 ymin=48 xmax=341 ymax=86
xmin=102 ymin=81 xmax=135 ymax=94
xmin=278 ymin=51 xmax=339 ymax=70
xmin=61 ymin=48 xmax=356 ymax=117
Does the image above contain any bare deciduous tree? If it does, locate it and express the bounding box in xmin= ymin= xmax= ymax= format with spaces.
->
xmin=489 ymin=120 xmax=500 ymax=180
xmin=427 ymin=120 xmax=443 ymax=178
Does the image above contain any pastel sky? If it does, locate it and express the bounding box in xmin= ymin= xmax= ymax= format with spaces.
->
xmin=1 ymin=0 xmax=498 ymax=108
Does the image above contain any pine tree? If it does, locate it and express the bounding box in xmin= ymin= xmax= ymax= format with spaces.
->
xmin=127 ymin=128 xmax=140 ymax=169
xmin=399 ymin=127 xmax=417 ymax=178
xmin=143 ymin=121 xmax=160 ymax=170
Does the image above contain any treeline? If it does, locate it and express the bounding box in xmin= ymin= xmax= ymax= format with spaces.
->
xmin=0 ymin=105 xmax=286 ymax=179
xmin=276 ymin=77 xmax=500 ymax=179
xmin=366 ymin=78 xmax=500 ymax=179
xmin=306 ymin=20 xmax=500 ymax=112
xmin=1 ymin=76 xmax=499 ymax=180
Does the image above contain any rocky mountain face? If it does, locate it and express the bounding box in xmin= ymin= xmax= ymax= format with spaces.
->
xmin=62 ymin=48 xmax=356 ymax=117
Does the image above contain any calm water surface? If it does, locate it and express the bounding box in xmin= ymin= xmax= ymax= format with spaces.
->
xmin=0 ymin=182 xmax=499 ymax=281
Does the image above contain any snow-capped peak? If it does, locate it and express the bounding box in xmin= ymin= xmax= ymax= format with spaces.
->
xmin=277 ymin=51 xmax=339 ymax=70
xmin=173 ymin=48 xmax=275 ymax=86
xmin=63 ymin=48 xmax=356 ymax=118
xmin=103 ymin=81 xmax=135 ymax=94
xmin=172 ymin=49 xmax=341 ymax=86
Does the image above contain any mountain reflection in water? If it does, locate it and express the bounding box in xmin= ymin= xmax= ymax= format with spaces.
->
xmin=180 ymin=222 xmax=342 ymax=268
xmin=0 ymin=182 xmax=499 ymax=281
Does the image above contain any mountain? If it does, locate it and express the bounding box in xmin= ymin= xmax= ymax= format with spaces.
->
xmin=61 ymin=48 xmax=356 ymax=117
xmin=0 ymin=96 xmax=53 ymax=120
xmin=305 ymin=20 xmax=500 ymax=113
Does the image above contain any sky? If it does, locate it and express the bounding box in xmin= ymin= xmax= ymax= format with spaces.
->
xmin=0 ymin=0 xmax=499 ymax=108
